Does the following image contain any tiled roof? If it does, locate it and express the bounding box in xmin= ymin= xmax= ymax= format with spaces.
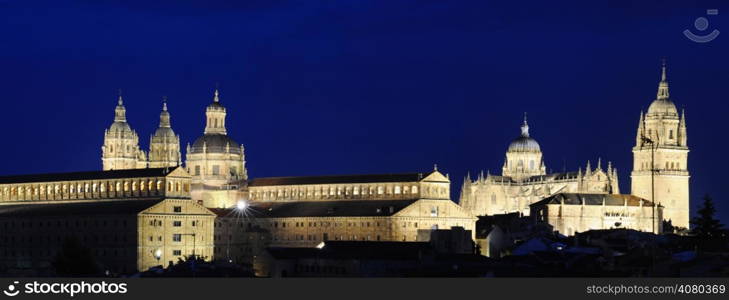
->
xmin=0 ymin=199 xmax=163 ymax=217
xmin=530 ymin=193 xmax=657 ymax=207
xmin=249 ymin=171 xmax=438 ymax=187
xmin=213 ymin=199 xmax=421 ymax=218
xmin=0 ymin=167 xmax=181 ymax=184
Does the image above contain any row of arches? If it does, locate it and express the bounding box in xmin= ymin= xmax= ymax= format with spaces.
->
xmin=0 ymin=178 xmax=189 ymax=201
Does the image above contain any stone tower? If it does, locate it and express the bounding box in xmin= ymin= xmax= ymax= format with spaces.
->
xmin=502 ymin=114 xmax=546 ymax=181
xmin=149 ymin=97 xmax=182 ymax=168
xmin=186 ymin=89 xmax=248 ymax=208
xmin=101 ymin=93 xmax=148 ymax=170
xmin=631 ymin=63 xmax=690 ymax=228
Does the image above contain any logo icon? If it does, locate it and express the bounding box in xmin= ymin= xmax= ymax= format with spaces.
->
xmin=684 ymin=9 xmax=720 ymax=43
xmin=3 ymin=281 xmax=20 ymax=297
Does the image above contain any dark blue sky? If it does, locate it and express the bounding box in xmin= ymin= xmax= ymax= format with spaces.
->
xmin=1 ymin=0 xmax=728 ymax=221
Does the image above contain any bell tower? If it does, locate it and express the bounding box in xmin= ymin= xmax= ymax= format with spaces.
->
xmin=149 ymin=97 xmax=182 ymax=168
xmin=631 ymin=62 xmax=690 ymax=228
xmin=101 ymin=92 xmax=147 ymax=170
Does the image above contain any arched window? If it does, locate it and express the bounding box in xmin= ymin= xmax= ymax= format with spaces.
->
xmin=518 ymin=160 xmax=524 ymax=168
xmin=132 ymin=182 xmax=137 ymax=192
xmin=115 ymin=182 xmax=121 ymax=192
xmin=84 ymin=183 xmax=90 ymax=193
xmin=70 ymin=184 xmax=75 ymax=194
xmin=529 ymin=160 xmax=535 ymax=170
xmin=149 ymin=180 xmax=154 ymax=191
xmin=394 ymin=186 xmax=401 ymax=194
xmin=411 ymin=186 xmax=418 ymax=194
xmin=377 ymin=186 xmax=384 ymax=195
xmin=92 ymin=183 xmax=98 ymax=193
xmin=156 ymin=181 xmax=163 ymax=191
xmin=123 ymin=182 xmax=129 ymax=192
xmin=100 ymin=183 xmax=106 ymax=192
xmin=175 ymin=182 xmax=180 ymax=192
xmin=140 ymin=181 xmax=146 ymax=191
xmin=669 ymin=130 xmax=674 ymax=139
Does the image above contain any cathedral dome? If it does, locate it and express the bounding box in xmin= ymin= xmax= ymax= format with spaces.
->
xmin=190 ymin=134 xmax=242 ymax=155
xmin=507 ymin=116 xmax=541 ymax=152
xmin=153 ymin=126 xmax=176 ymax=138
xmin=508 ymin=136 xmax=541 ymax=152
xmin=109 ymin=121 xmax=133 ymax=133
xmin=647 ymin=63 xmax=678 ymax=117
xmin=647 ymin=98 xmax=678 ymax=116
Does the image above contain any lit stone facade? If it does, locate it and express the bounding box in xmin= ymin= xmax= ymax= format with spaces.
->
xmin=212 ymin=198 xmax=476 ymax=275
xmin=0 ymin=168 xmax=191 ymax=204
xmin=101 ymin=95 xmax=148 ymax=170
xmin=185 ymin=90 xmax=248 ymax=208
xmin=0 ymin=168 xmax=214 ymax=275
xmin=213 ymin=170 xmax=475 ymax=275
xmin=149 ymin=99 xmax=182 ymax=168
xmin=249 ymin=170 xmax=451 ymax=202
xmin=460 ymin=118 xmax=619 ymax=217
xmin=260 ymin=199 xmax=475 ymax=247
xmin=530 ymin=193 xmax=663 ymax=236
xmin=631 ymin=64 xmax=690 ymax=229
xmin=136 ymin=198 xmax=215 ymax=271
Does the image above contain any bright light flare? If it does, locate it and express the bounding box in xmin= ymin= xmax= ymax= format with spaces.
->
xmin=236 ymin=200 xmax=248 ymax=211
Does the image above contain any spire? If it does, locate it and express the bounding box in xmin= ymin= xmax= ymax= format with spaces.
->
xmin=596 ymin=157 xmax=602 ymax=171
xmin=433 ymin=164 xmax=438 ymax=171
xmin=114 ymin=90 xmax=127 ymax=122
xmin=159 ymin=96 xmax=171 ymax=128
xmin=213 ymin=89 xmax=220 ymax=102
xmin=657 ymin=60 xmax=670 ymax=99
xmin=520 ymin=112 xmax=530 ymax=137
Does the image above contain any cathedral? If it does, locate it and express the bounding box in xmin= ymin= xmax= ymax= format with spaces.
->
xmin=0 ymin=61 xmax=691 ymax=275
xmin=101 ymin=89 xmax=249 ymax=208
xmin=631 ymin=63 xmax=690 ymax=229
xmin=459 ymin=63 xmax=690 ymax=232
xmin=458 ymin=115 xmax=620 ymax=217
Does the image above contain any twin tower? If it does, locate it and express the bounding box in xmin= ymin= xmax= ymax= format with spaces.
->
xmin=101 ymin=90 xmax=248 ymax=207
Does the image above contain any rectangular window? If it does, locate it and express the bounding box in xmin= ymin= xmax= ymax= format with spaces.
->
xmin=172 ymin=250 xmax=182 ymax=256
xmin=173 ymin=221 xmax=182 ymax=227
xmin=173 ymin=206 xmax=182 ymax=213
xmin=194 ymin=166 xmax=200 ymax=176
xmin=172 ymin=234 xmax=182 ymax=242
xmin=212 ymin=165 xmax=220 ymax=176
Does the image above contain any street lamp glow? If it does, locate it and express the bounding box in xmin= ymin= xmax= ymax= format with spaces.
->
xmin=154 ymin=248 xmax=162 ymax=260
xmin=236 ymin=200 xmax=248 ymax=211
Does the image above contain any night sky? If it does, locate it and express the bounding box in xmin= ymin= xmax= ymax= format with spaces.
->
xmin=1 ymin=1 xmax=728 ymax=222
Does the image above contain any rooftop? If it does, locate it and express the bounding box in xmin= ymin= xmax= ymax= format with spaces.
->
xmin=0 ymin=167 xmax=183 ymax=184
xmin=530 ymin=193 xmax=658 ymax=207
xmin=0 ymin=199 xmax=163 ymax=217
xmin=249 ymin=171 xmax=440 ymax=186
xmin=212 ymin=199 xmax=421 ymax=218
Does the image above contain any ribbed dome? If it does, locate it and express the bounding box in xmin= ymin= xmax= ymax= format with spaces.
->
xmin=508 ymin=136 xmax=541 ymax=152
xmin=108 ymin=121 xmax=133 ymax=133
xmin=190 ymin=134 xmax=242 ymax=154
xmin=647 ymin=98 xmax=678 ymax=116
xmin=507 ymin=116 xmax=541 ymax=152
xmin=153 ymin=127 xmax=176 ymax=138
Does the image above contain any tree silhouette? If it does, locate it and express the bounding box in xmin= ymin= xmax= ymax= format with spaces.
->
xmin=690 ymin=194 xmax=724 ymax=238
